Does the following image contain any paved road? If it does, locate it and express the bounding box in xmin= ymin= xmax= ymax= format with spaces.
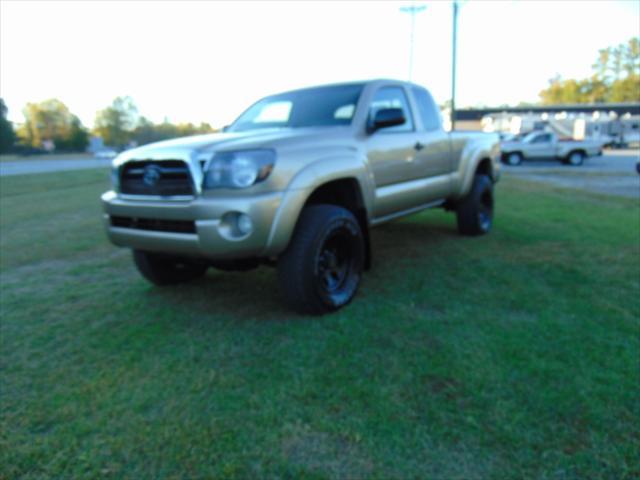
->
xmin=502 ymin=149 xmax=640 ymax=198
xmin=0 ymin=158 xmax=112 ymax=176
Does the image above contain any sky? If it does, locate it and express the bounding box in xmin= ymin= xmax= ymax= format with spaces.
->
xmin=1 ymin=0 xmax=639 ymax=128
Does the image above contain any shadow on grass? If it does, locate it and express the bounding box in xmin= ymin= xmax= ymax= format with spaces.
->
xmin=135 ymin=215 xmax=460 ymax=322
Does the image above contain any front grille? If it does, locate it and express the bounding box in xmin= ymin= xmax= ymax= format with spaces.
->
xmin=110 ymin=216 xmax=196 ymax=234
xmin=119 ymin=160 xmax=193 ymax=196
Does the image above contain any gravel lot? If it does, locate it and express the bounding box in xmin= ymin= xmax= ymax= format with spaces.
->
xmin=501 ymin=149 xmax=640 ymax=198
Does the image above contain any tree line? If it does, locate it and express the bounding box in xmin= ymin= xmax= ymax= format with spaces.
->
xmin=539 ymin=37 xmax=639 ymax=104
xmin=1 ymin=37 xmax=638 ymax=155
xmin=0 ymin=96 xmax=216 ymax=154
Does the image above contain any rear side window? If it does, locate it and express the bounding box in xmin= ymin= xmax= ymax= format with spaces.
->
xmin=369 ymin=87 xmax=414 ymax=133
xmin=412 ymin=87 xmax=442 ymax=132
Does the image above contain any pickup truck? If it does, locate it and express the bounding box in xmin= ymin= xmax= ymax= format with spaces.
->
xmin=500 ymin=131 xmax=603 ymax=166
xmin=102 ymin=80 xmax=500 ymax=314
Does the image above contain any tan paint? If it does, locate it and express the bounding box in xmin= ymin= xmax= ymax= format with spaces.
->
xmin=102 ymin=79 xmax=501 ymax=260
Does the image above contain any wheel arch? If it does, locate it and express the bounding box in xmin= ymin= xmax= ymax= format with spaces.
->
xmin=475 ymin=157 xmax=494 ymax=178
xmin=566 ymin=148 xmax=587 ymax=159
xmin=458 ymin=152 xmax=497 ymax=199
xmin=263 ymin=156 xmax=374 ymax=268
xmin=302 ymin=178 xmax=371 ymax=269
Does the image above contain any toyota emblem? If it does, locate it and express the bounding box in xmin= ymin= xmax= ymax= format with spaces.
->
xmin=142 ymin=165 xmax=162 ymax=187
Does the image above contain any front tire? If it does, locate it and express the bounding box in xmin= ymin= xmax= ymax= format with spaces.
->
xmin=566 ymin=151 xmax=584 ymax=166
xmin=133 ymin=250 xmax=208 ymax=286
xmin=456 ymin=174 xmax=494 ymax=236
xmin=277 ymin=205 xmax=364 ymax=315
xmin=505 ymin=152 xmax=523 ymax=166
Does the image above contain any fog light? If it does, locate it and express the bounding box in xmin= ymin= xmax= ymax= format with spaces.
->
xmin=237 ymin=213 xmax=253 ymax=235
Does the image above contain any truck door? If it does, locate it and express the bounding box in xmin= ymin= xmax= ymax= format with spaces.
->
xmin=410 ymin=87 xmax=453 ymax=202
xmin=527 ymin=133 xmax=556 ymax=158
xmin=365 ymin=86 xmax=424 ymax=217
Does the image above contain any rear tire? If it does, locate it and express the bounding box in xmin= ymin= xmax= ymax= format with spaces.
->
xmin=277 ymin=205 xmax=364 ymax=315
xmin=133 ymin=250 xmax=208 ymax=286
xmin=456 ymin=174 xmax=494 ymax=236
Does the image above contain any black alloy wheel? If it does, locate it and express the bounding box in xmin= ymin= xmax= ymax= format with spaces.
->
xmin=278 ymin=204 xmax=364 ymax=314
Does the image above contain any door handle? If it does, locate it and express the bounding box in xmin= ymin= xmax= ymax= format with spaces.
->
xmin=414 ymin=142 xmax=425 ymax=151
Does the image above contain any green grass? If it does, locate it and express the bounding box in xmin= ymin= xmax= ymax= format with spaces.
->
xmin=1 ymin=169 xmax=638 ymax=479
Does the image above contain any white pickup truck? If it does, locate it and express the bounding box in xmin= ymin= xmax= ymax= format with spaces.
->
xmin=501 ymin=131 xmax=603 ymax=166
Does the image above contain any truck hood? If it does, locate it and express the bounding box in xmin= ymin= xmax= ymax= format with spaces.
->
xmin=116 ymin=127 xmax=355 ymax=164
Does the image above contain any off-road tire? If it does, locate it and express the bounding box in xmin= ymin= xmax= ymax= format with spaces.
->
xmin=277 ymin=205 xmax=365 ymax=315
xmin=133 ymin=250 xmax=208 ymax=286
xmin=456 ymin=174 xmax=494 ymax=236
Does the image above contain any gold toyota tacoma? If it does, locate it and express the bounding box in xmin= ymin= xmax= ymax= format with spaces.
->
xmin=102 ymin=80 xmax=500 ymax=314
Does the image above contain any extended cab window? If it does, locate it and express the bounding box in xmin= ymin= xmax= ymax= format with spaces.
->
xmin=412 ymin=87 xmax=442 ymax=131
xmin=369 ymin=87 xmax=414 ymax=133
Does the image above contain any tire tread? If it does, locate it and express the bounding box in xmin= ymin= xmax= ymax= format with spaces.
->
xmin=277 ymin=205 xmax=363 ymax=315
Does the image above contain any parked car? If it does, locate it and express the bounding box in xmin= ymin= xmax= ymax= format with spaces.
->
xmin=94 ymin=148 xmax=118 ymax=159
xmin=101 ymin=79 xmax=501 ymax=314
xmin=501 ymin=131 xmax=603 ymax=166
xmin=13 ymin=146 xmax=47 ymax=156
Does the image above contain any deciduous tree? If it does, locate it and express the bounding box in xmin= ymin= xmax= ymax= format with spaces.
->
xmin=18 ymin=99 xmax=89 ymax=151
xmin=94 ymin=96 xmax=139 ymax=148
xmin=131 ymin=118 xmax=216 ymax=146
xmin=540 ymin=37 xmax=639 ymax=104
xmin=0 ymin=98 xmax=16 ymax=154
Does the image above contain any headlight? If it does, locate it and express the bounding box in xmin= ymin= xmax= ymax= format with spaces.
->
xmin=203 ymin=149 xmax=275 ymax=189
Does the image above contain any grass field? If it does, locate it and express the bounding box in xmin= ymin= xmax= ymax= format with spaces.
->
xmin=1 ymin=169 xmax=639 ymax=479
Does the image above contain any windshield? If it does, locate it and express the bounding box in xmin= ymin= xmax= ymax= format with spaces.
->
xmin=228 ymin=84 xmax=364 ymax=132
xmin=522 ymin=132 xmax=540 ymax=143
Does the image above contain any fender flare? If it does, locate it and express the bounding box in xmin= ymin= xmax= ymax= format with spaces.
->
xmin=262 ymin=154 xmax=374 ymax=257
xmin=457 ymin=144 xmax=497 ymax=199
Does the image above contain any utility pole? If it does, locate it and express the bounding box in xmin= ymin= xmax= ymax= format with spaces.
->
xmin=400 ymin=4 xmax=426 ymax=81
xmin=450 ymin=0 xmax=459 ymax=131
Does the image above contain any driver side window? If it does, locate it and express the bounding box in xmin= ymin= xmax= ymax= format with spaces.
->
xmin=532 ymin=134 xmax=551 ymax=144
xmin=369 ymin=87 xmax=414 ymax=133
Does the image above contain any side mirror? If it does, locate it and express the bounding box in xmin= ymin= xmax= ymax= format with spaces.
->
xmin=221 ymin=125 xmax=230 ymax=133
xmin=368 ymin=108 xmax=406 ymax=133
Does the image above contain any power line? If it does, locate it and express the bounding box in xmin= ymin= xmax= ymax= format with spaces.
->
xmin=451 ymin=0 xmax=459 ymax=130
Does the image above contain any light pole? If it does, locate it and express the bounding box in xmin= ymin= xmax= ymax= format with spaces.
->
xmin=400 ymin=4 xmax=426 ymax=81
xmin=451 ymin=0 xmax=459 ymax=131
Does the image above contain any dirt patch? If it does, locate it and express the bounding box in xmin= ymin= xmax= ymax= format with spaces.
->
xmin=422 ymin=375 xmax=462 ymax=400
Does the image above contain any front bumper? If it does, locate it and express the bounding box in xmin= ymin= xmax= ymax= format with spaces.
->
xmin=101 ymin=191 xmax=284 ymax=260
